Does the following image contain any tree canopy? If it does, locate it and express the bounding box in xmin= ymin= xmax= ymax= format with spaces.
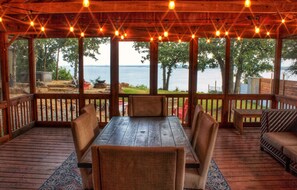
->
xmin=281 ymin=39 xmax=297 ymax=76
xmin=133 ymin=42 xmax=189 ymax=90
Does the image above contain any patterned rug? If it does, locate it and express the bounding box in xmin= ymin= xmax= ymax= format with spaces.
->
xmin=39 ymin=152 xmax=230 ymax=190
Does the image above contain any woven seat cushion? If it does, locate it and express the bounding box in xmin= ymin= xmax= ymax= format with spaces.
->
xmin=283 ymin=146 xmax=297 ymax=163
xmin=262 ymin=132 xmax=297 ymax=151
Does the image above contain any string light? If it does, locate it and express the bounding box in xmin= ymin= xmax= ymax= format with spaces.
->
xmin=255 ymin=27 xmax=260 ymax=33
xmin=0 ymin=17 xmax=2 ymax=22
xmin=164 ymin=31 xmax=168 ymax=37
xmin=81 ymin=32 xmax=85 ymax=37
xmin=99 ymin=27 xmax=103 ymax=32
xmin=70 ymin=26 xmax=74 ymax=32
xmin=178 ymin=39 xmax=182 ymax=43
xmin=191 ymin=34 xmax=195 ymax=39
xmin=150 ymin=37 xmax=154 ymax=42
xmin=216 ymin=30 xmax=220 ymax=36
xmin=282 ymin=19 xmax=285 ymax=24
xmin=169 ymin=1 xmax=175 ymax=10
xmin=30 ymin=21 xmax=34 ymax=26
xmin=237 ymin=36 xmax=241 ymax=41
xmin=115 ymin=30 xmax=119 ymax=36
xmin=124 ymin=33 xmax=127 ymax=37
xmin=245 ymin=0 xmax=251 ymax=7
xmin=206 ymin=39 xmax=211 ymax=43
xmin=158 ymin=36 xmax=162 ymax=41
xmin=41 ymin=26 xmax=45 ymax=32
xmin=83 ymin=0 xmax=90 ymax=7
xmin=266 ymin=31 xmax=270 ymax=36
xmin=225 ymin=31 xmax=229 ymax=36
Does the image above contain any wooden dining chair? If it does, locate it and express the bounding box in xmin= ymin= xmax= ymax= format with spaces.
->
xmin=91 ymin=145 xmax=185 ymax=190
xmin=184 ymin=112 xmax=219 ymax=190
xmin=128 ymin=95 xmax=167 ymax=116
xmin=184 ymin=104 xmax=204 ymax=143
xmin=81 ymin=103 xmax=100 ymax=136
xmin=71 ymin=112 xmax=95 ymax=190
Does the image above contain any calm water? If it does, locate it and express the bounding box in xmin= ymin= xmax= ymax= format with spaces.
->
xmin=66 ymin=65 xmax=296 ymax=93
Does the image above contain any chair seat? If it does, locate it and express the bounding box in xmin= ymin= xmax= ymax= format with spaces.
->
xmin=262 ymin=132 xmax=297 ymax=151
xmin=184 ymin=168 xmax=200 ymax=189
xmin=283 ymin=145 xmax=297 ymax=163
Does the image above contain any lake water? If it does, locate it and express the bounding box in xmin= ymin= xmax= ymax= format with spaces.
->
xmin=67 ymin=65 xmax=297 ymax=93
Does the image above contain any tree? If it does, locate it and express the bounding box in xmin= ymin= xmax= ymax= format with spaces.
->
xmin=10 ymin=39 xmax=29 ymax=84
xmin=198 ymin=38 xmax=275 ymax=94
xmin=133 ymin=42 xmax=189 ymax=90
xmin=60 ymin=37 xmax=109 ymax=80
xmin=281 ymin=39 xmax=297 ymax=76
xmin=230 ymin=39 xmax=275 ymax=93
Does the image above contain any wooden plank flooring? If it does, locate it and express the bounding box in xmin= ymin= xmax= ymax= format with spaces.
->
xmin=214 ymin=127 xmax=297 ymax=190
xmin=0 ymin=127 xmax=296 ymax=189
xmin=0 ymin=128 xmax=74 ymax=190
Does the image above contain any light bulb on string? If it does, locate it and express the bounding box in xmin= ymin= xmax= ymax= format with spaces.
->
xmin=255 ymin=26 xmax=260 ymax=33
xmin=83 ymin=0 xmax=90 ymax=7
xmin=245 ymin=0 xmax=251 ymax=7
xmin=164 ymin=31 xmax=168 ymax=37
xmin=70 ymin=26 xmax=74 ymax=32
xmin=168 ymin=1 xmax=175 ymax=10
xmin=30 ymin=21 xmax=34 ymax=26
xmin=216 ymin=30 xmax=220 ymax=36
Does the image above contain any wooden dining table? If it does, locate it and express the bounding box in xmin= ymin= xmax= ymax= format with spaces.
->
xmin=78 ymin=116 xmax=199 ymax=169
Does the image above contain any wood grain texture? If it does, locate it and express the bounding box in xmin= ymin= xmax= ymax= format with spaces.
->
xmin=214 ymin=127 xmax=297 ymax=190
xmin=0 ymin=126 xmax=297 ymax=189
xmin=79 ymin=116 xmax=199 ymax=168
xmin=0 ymin=127 xmax=74 ymax=190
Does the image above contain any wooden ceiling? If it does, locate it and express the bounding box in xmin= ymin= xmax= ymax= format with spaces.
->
xmin=1 ymin=0 xmax=297 ymax=40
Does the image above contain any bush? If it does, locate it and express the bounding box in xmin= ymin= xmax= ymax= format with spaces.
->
xmin=52 ymin=67 xmax=72 ymax=80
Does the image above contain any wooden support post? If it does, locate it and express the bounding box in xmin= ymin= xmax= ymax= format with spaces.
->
xmin=110 ymin=38 xmax=119 ymax=117
xmin=78 ymin=37 xmax=85 ymax=111
xmin=188 ymin=38 xmax=198 ymax=127
xmin=28 ymin=38 xmax=37 ymax=121
xmin=150 ymin=41 xmax=158 ymax=95
xmin=272 ymin=31 xmax=282 ymax=109
xmin=0 ymin=32 xmax=11 ymax=137
xmin=222 ymin=36 xmax=231 ymax=127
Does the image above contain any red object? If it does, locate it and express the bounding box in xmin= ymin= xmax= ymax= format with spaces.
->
xmin=175 ymin=99 xmax=188 ymax=121
xmin=83 ymin=81 xmax=91 ymax=90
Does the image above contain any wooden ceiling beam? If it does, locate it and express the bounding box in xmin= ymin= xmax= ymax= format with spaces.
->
xmin=2 ymin=1 xmax=297 ymax=14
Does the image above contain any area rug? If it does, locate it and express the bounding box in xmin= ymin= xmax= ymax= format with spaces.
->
xmin=39 ymin=152 xmax=230 ymax=190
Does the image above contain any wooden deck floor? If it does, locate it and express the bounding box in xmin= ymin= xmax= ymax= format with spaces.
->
xmin=0 ymin=127 xmax=296 ymax=190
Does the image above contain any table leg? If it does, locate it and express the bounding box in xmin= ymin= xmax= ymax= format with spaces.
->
xmin=234 ymin=112 xmax=243 ymax=135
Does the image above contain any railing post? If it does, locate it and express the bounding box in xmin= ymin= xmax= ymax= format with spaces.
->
xmin=28 ymin=38 xmax=37 ymax=122
xmin=188 ymin=38 xmax=198 ymax=127
xmin=110 ymin=38 xmax=119 ymax=116
xmin=150 ymin=41 xmax=158 ymax=95
xmin=78 ymin=37 xmax=85 ymax=112
xmin=272 ymin=30 xmax=282 ymax=109
xmin=0 ymin=32 xmax=11 ymax=138
xmin=222 ymin=36 xmax=231 ymax=127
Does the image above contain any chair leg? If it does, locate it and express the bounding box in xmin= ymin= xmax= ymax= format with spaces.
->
xmin=285 ymin=157 xmax=291 ymax=172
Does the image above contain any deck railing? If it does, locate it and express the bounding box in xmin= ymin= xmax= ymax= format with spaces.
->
xmin=0 ymin=102 xmax=7 ymax=140
xmin=10 ymin=95 xmax=34 ymax=132
xmin=275 ymin=95 xmax=297 ymax=109
xmin=227 ymin=94 xmax=273 ymax=122
xmin=2 ymin=93 xmax=295 ymax=143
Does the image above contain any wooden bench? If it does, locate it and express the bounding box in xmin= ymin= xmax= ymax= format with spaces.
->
xmin=233 ymin=109 xmax=263 ymax=134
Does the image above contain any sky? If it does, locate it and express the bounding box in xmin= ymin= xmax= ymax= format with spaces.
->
xmin=61 ymin=41 xmax=149 ymax=66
